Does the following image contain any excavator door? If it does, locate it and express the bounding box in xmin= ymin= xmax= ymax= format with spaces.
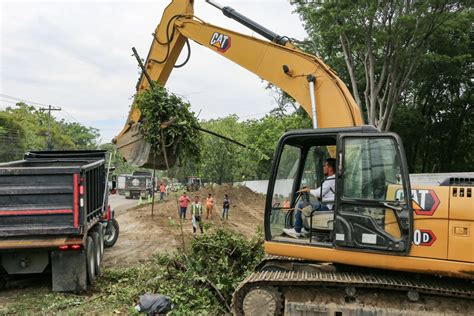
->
xmin=335 ymin=133 xmax=412 ymax=253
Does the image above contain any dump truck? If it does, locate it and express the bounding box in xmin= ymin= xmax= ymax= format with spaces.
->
xmin=123 ymin=171 xmax=153 ymax=199
xmin=0 ymin=150 xmax=119 ymax=292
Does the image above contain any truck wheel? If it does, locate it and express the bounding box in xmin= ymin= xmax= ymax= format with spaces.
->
xmin=104 ymin=218 xmax=119 ymax=248
xmin=91 ymin=225 xmax=105 ymax=262
xmin=90 ymin=232 xmax=102 ymax=276
xmin=86 ymin=236 xmax=97 ymax=284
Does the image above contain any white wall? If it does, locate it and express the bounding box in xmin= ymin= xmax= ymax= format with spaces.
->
xmin=235 ymin=172 xmax=474 ymax=195
xmin=234 ymin=179 xmax=293 ymax=196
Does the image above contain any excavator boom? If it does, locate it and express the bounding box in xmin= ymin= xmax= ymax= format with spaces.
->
xmin=114 ymin=0 xmax=363 ymax=168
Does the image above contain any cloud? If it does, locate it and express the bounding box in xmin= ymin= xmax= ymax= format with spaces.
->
xmin=0 ymin=0 xmax=307 ymax=143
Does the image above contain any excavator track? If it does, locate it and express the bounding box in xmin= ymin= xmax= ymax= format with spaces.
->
xmin=232 ymin=257 xmax=474 ymax=315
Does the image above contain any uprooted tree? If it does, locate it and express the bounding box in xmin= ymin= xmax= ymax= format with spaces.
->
xmin=136 ymin=83 xmax=201 ymax=169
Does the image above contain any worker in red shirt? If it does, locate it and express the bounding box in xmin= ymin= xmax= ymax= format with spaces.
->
xmin=159 ymin=183 xmax=166 ymax=200
xmin=178 ymin=192 xmax=192 ymax=220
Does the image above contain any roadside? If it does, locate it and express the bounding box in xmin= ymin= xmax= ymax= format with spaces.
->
xmin=0 ymin=185 xmax=265 ymax=314
xmin=103 ymin=185 xmax=265 ymax=267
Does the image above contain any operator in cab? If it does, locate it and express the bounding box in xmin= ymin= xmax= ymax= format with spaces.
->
xmin=283 ymin=158 xmax=336 ymax=239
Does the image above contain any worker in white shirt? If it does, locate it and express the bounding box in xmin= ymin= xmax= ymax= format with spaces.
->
xmin=283 ymin=158 xmax=336 ymax=239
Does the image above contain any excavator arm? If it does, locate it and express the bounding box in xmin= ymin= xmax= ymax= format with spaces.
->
xmin=114 ymin=0 xmax=363 ymax=168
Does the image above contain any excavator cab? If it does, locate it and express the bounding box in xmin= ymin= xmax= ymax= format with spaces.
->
xmin=266 ymin=126 xmax=413 ymax=255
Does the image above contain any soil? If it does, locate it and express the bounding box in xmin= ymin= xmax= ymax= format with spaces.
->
xmin=103 ymin=184 xmax=265 ymax=267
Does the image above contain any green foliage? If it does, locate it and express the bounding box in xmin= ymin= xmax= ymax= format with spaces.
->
xmin=245 ymin=110 xmax=311 ymax=179
xmin=391 ymin=8 xmax=473 ymax=172
xmin=197 ymin=115 xmax=252 ymax=184
xmin=293 ymin=0 xmax=469 ymax=130
xmin=0 ymin=112 xmax=26 ymax=162
xmin=0 ymin=103 xmax=100 ymax=161
xmin=172 ymin=111 xmax=311 ymax=183
xmin=1 ymin=229 xmax=263 ymax=314
xmin=140 ymin=229 xmax=264 ymax=314
xmin=136 ymin=84 xmax=201 ymax=165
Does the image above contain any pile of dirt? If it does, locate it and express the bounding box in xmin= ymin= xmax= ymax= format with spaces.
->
xmin=103 ymin=185 xmax=265 ymax=267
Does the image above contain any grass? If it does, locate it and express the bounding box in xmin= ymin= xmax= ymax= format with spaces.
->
xmin=0 ymin=229 xmax=263 ymax=315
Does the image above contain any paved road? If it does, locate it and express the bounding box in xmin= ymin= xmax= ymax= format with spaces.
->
xmin=108 ymin=194 xmax=138 ymax=214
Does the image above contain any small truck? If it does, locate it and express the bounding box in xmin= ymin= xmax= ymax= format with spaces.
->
xmin=123 ymin=171 xmax=153 ymax=199
xmin=0 ymin=150 xmax=119 ymax=292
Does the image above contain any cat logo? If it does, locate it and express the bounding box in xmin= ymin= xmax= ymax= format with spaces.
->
xmin=210 ymin=32 xmax=231 ymax=53
xmin=395 ymin=189 xmax=440 ymax=216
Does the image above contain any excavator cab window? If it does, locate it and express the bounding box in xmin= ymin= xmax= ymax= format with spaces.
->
xmin=335 ymin=133 xmax=412 ymax=253
xmin=269 ymin=144 xmax=300 ymax=236
xmin=267 ymin=133 xmax=339 ymax=245
xmin=266 ymin=129 xmax=412 ymax=255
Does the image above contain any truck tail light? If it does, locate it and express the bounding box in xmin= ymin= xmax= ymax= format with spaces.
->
xmin=58 ymin=244 xmax=82 ymax=251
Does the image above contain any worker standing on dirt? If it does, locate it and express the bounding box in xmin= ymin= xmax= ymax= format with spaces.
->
xmin=159 ymin=183 xmax=166 ymax=200
xmin=191 ymin=195 xmax=204 ymax=234
xmin=206 ymin=193 xmax=214 ymax=220
xmin=221 ymin=194 xmax=230 ymax=220
xmin=178 ymin=192 xmax=191 ymax=220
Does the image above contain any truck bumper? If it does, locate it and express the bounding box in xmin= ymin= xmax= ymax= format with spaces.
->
xmin=1 ymin=251 xmax=49 ymax=274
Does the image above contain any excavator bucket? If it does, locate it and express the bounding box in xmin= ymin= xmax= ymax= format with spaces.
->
xmin=113 ymin=0 xmax=194 ymax=168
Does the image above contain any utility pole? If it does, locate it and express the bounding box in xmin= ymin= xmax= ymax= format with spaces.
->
xmin=39 ymin=105 xmax=61 ymax=151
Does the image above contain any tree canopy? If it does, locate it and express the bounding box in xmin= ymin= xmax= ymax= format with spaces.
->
xmin=293 ymin=0 xmax=469 ymax=131
xmin=0 ymin=103 xmax=100 ymax=162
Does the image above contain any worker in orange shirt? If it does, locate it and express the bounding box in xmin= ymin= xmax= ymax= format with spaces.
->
xmin=206 ymin=193 xmax=214 ymax=220
xmin=159 ymin=183 xmax=166 ymax=200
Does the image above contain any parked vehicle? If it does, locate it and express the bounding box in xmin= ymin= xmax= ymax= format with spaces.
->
xmin=117 ymin=174 xmax=128 ymax=195
xmin=124 ymin=171 xmax=153 ymax=199
xmin=0 ymin=150 xmax=119 ymax=292
xmin=186 ymin=176 xmax=201 ymax=192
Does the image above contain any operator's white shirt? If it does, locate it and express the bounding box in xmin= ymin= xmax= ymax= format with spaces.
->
xmin=310 ymin=174 xmax=336 ymax=209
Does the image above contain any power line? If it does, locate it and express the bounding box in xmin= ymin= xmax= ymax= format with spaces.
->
xmin=0 ymin=94 xmax=46 ymax=108
xmin=61 ymin=108 xmax=82 ymax=125
xmin=0 ymin=93 xmax=83 ymax=123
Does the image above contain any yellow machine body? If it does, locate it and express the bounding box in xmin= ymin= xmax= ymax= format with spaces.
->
xmin=266 ymin=184 xmax=474 ymax=280
xmin=115 ymin=0 xmax=473 ymax=284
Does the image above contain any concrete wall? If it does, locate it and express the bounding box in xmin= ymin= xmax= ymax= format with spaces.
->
xmin=235 ymin=172 xmax=474 ymax=195
xmin=234 ymin=179 xmax=292 ymax=196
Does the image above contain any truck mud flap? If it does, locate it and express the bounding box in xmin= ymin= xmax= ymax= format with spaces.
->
xmin=51 ymin=250 xmax=87 ymax=292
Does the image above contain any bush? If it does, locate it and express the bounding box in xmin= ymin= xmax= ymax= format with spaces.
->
xmin=97 ymin=229 xmax=264 ymax=314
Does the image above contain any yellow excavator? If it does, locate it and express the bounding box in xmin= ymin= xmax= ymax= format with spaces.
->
xmin=114 ymin=1 xmax=474 ymax=314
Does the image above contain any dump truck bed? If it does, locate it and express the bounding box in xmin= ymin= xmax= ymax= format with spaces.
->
xmin=0 ymin=151 xmax=106 ymax=238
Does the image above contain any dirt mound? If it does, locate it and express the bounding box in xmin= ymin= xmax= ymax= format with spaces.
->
xmin=195 ymin=184 xmax=264 ymax=209
xmin=103 ymin=185 xmax=265 ymax=267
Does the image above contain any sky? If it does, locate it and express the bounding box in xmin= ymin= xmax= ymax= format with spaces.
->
xmin=0 ymin=0 xmax=308 ymax=144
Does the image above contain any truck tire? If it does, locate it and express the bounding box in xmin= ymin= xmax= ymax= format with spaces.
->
xmin=90 ymin=225 xmax=105 ymax=262
xmin=104 ymin=218 xmax=119 ymax=248
xmin=90 ymin=232 xmax=102 ymax=276
xmin=86 ymin=236 xmax=97 ymax=284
